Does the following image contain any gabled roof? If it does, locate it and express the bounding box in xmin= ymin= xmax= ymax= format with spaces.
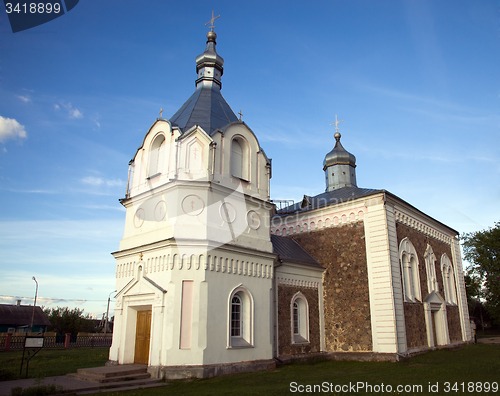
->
xmin=271 ymin=234 xmax=324 ymax=269
xmin=275 ymin=186 xmax=383 ymax=215
xmin=0 ymin=304 xmax=51 ymax=327
xmin=169 ymin=85 xmax=238 ymax=135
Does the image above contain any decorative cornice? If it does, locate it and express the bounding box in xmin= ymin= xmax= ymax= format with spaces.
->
xmin=271 ymin=205 xmax=366 ymax=236
xmin=394 ymin=209 xmax=452 ymax=245
xmin=277 ymin=277 xmax=320 ymax=289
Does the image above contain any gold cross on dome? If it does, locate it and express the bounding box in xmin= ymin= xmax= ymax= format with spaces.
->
xmin=238 ymin=110 xmax=243 ymax=121
xmin=330 ymin=114 xmax=344 ymax=133
xmin=159 ymin=108 xmax=163 ymax=118
xmin=205 ymin=10 xmax=220 ymax=31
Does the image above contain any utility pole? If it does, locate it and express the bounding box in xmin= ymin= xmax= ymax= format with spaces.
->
xmin=30 ymin=277 xmax=38 ymax=331
xmin=104 ymin=290 xmax=116 ymax=334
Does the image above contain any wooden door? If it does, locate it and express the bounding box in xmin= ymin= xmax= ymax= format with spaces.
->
xmin=134 ymin=310 xmax=152 ymax=365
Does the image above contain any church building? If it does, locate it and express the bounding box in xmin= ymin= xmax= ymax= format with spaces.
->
xmin=108 ymin=22 xmax=471 ymax=379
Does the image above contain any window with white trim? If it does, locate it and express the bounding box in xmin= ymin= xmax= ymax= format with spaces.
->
xmin=425 ymin=245 xmax=438 ymax=294
xmin=231 ymin=294 xmax=242 ymax=337
xmin=441 ymin=254 xmax=457 ymax=305
xmin=228 ymin=286 xmax=253 ymax=348
xmin=149 ymin=134 xmax=165 ymax=177
xmin=399 ymin=238 xmax=421 ymax=302
xmin=291 ymin=293 xmax=309 ymax=343
xmin=230 ymin=136 xmax=249 ymax=181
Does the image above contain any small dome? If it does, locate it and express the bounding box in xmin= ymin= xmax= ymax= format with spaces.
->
xmin=323 ymin=132 xmax=356 ymax=168
xmin=207 ymin=30 xmax=217 ymax=42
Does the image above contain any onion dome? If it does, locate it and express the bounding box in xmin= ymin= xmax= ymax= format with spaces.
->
xmin=323 ymin=132 xmax=357 ymax=191
xmin=195 ymin=30 xmax=224 ymax=89
xmin=323 ymin=132 xmax=356 ymax=169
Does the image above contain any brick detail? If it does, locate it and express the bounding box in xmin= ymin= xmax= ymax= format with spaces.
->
xmin=291 ymin=222 xmax=372 ymax=352
xmin=446 ymin=305 xmax=462 ymax=342
xmin=277 ymin=285 xmax=320 ymax=356
xmin=403 ymin=302 xmax=427 ymax=349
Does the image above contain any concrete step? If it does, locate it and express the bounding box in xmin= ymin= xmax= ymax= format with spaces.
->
xmin=76 ymin=381 xmax=169 ymax=395
xmin=75 ymin=364 xmax=147 ymax=379
xmin=67 ymin=372 xmax=151 ymax=383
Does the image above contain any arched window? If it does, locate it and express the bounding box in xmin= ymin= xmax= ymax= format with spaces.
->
xmin=230 ymin=136 xmax=249 ymax=181
xmin=293 ymin=301 xmax=299 ymax=335
xmin=149 ymin=134 xmax=165 ymax=177
xmin=441 ymin=254 xmax=457 ymax=305
xmin=399 ymin=238 xmax=421 ymax=302
xmin=231 ymin=294 xmax=242 ymax=337
xmin=228 ymin=286 xmax=253 ymax=347
xmin=425 ymin=245 xmax=438 ymax=294
xmin=291 ymin=293 xmax=309 ymax=343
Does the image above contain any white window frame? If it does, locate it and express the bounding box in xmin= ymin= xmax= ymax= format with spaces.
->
xmin=291 ymin=292 xmax=309 ymax=344
xmin=149 ymin=133 xmax=166 ymax=178
xmin=441 ymin=254 xmax=457 ymax=305
xmin=227 ymin=285 xmax=254 ymax=348
xmin=230 ymin=136 xmax=249 ymax=181
xmin=399 ymin=238 xmax=421 ymax=302
xmin=425 ymin=245 xmax=438 ymax=295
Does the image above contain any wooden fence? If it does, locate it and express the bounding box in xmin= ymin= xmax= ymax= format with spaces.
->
xmin=0 ymin=332 xmax=112 ymax=350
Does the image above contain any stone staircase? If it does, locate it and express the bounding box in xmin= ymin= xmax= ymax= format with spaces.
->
xmin=66 ymin=364 xmax=167 ymax=394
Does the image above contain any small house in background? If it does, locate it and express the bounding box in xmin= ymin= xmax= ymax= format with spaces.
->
xmin=0 ymin=301 xmax=51 ymax=333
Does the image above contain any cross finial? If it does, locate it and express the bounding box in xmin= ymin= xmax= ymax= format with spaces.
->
xmin=330 ymin=114 xmax=344 ymax=133
xmin=238 ymin=110 xmax=243 ymax=121
xmin=159 ymin=108 xmax=163 ymax=118
xmin=205 ymin=10 xmax=220 ymax=32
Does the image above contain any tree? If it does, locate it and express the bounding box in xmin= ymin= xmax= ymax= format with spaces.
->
xmin=462 ymin=222 xmax=500 ymax=325
xmin=43 ymin=307 xmax=95 ymax=335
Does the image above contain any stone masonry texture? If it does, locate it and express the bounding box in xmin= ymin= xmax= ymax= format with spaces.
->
xmin=396 ymin=223 xmax=462 ymax=346
xmin=277 ymin=285 xmax=320 ymax=356
xmin=291 ymin=222 xmax=372 ymax=352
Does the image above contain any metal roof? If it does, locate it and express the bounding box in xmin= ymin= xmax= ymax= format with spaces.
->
xmin=0 ymin=304 xmax=51 ymax=327
xmin=169 ymin=85 xmax=238 ymax=135
xmin=275 ymin=186 xmax=383 ymax=216
xmin=169 ymin=29 xmax=238 ymax=135
xmin=271 ymin=234 xmax=324 ymax=269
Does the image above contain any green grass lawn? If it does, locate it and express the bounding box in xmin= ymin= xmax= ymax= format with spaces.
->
xmin=1 ymin=344 xmax=499 ymax=395
xmin=0 ymin=348 xmax=109 ymax=381
xmin=100 ymin=344 xmax=498 ymax=396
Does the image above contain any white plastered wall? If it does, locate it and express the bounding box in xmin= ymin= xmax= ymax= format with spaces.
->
xmin=363 ymin=194 xmax=406 ymax=353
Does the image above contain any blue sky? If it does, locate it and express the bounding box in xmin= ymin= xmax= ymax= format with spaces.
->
xmin=0 ymin=0 xmax=498 ymax=317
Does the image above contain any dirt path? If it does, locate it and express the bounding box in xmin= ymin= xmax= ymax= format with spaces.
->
xmin=477 ymin=337 xmax=500 ymax=344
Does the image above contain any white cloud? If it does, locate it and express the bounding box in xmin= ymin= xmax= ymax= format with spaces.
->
xmin=2 ymin=148 xmax=6 ymax=153
xmin=58 ymin=102 xmax=83 ymax=119
xmin=69 ymin=108 xmax=83 ymax=119
xmin=81 ymin=176 xmax=124 ymax=187
xmin=0 ymin=116 xmax=27 ymax=143
xmin=1 ymin=187 xmax=56 ymax=194
xmin=16 ymin=95 xmax=31 ymax=103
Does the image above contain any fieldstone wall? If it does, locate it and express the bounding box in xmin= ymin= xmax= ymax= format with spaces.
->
xmin=403 ymin=302 xmax=427 ymax=349
xmin=396 ymin=223 xmax=462 ymax=345
xmin=291 ymin=222 xmax=372 ymax=352
xmin=277 ymin=285 xmax=321 ymax=356
xmin=446 ymin=305 xmax=462 ymax=342
xmin=396 ymin=223 xmax=453 ymax=300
